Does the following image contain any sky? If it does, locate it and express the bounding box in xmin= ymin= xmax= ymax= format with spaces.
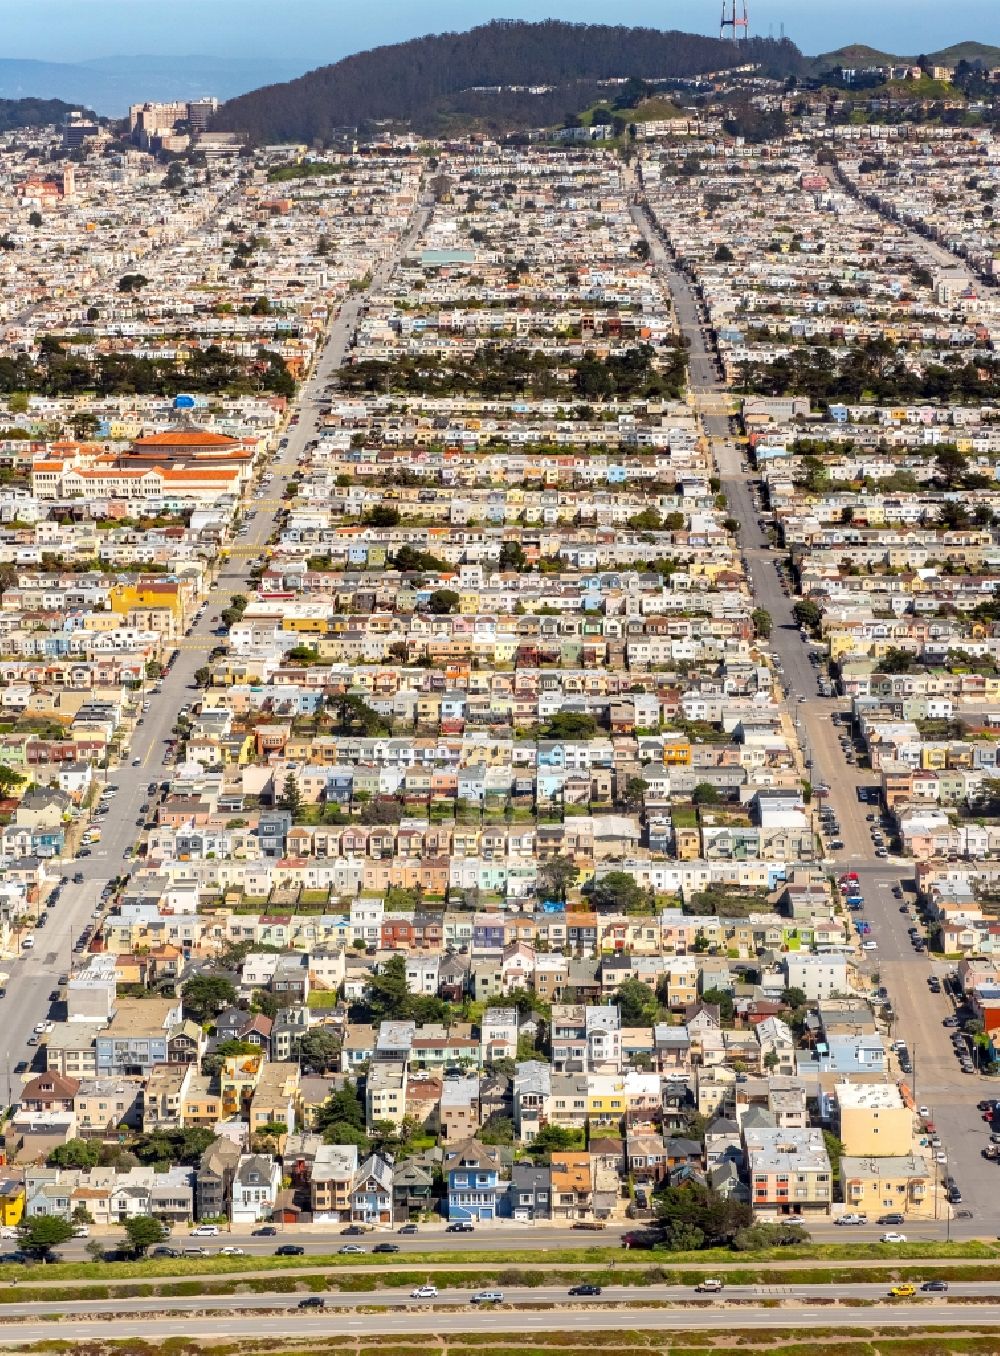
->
xmin=0 ymin=0 xmax=997 ymax=67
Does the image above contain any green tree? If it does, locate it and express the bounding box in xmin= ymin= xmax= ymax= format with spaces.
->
xmin=793 ymin=599 xmax=822 ymax=634
xmin=18 ymin=1215 xmax=74 ymax=1259
xmin=427 ymin=588 xmax=460 ymax=615
xmin=714 ymin=243 xmax=734 ymax=262
xmin=527 ymin=1124 xmax=584 ymax=1156
xmin=620 ymin=775 xmax=648 ymax=813
xmin=615 ymin=977 xmax=660 ymax=1026
xmin=823 ymin=1130 xmax=845 ymax=1186
xmin=181 ymin=974 xmax=237 ymax=1024
xmin=751 ymin=608 xmax=772 ymax=640
xmin=281 ymin=772 xmax=302 ymax=817
xmin=498 ymin=540 xmax=527 ymax=572
xmin=691 ymin=783 xmax=720 ymax=806
xmin=591 ymin=870 xmax=646 ymax=913
xmin=124 ymin=1215 xmax=170 ymax=1257
xmin=193 ymin=666 xmax=211 ymax=688
xmin=537 ymin=853 xmax=578 ymax=903
xmin=655 ymin=1181 xmax=751 ymax=1250
xmin=935 ymin=445 xmax=968 ymax=488
xmin=28 ymin=211 xmax=42 ymax=228
xmin=541 ymin=710 xmax=599 ymax=740
xmin=876 ymin=647 xmax=916 ymax=675
xmin=363 ymin=505 xmax=400 ymax=527
xmin=700 ymin=987 xmax=735 ymax=1024
xmin=48 ymin=1137 xmax=102 ymax=1169
xmin=298 ymin=1028 xmax=341 ymax=1073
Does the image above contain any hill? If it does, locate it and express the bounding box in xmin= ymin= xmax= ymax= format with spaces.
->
xmin=0 ymin=96 xmax=90 ymax=133
xmin=215 ymin=20 xmax=803 ymax=144
xmin=813 ymin=39 xmax=1000 ymax=74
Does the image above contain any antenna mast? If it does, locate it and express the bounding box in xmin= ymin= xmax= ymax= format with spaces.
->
xmin=720 ymin=0 xmax=749 ymax=43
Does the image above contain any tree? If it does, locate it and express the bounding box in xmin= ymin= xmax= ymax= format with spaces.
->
xmin=49 ymin=1137 xmax=102 ymax=1169
xmin=751 ymin=608 xmax=772 ymax=640
xmin=299 ymin=1028 xmax=340 ymax=1073
xmin=498 ymin=540 xmax=527 ymax=572
xmin=84 ymin=1238 xmax=107 ymax=1264
xmin=358 ymin=954 xmax=411 ymax=1023
xmin=615 ymin=977 xmax=659 ymax=1027
xmin=427 ymin=588 xmax=460 ymax=615
xmin=527 ymin=1124 xmax=584 ymax=1156
xmin=537 ymin=853 xmax=578 ymax=903
xmin=935 ymin=445 xmax=968 ymax=488
xmin=655 ymin=1181 xmax=751 ymax=1250
xmin=28 ymin=210 xmax=42 ymax=228
xmin=823 ymin=1130 xmax=844 ymax=1186
xmin=714 ymin=243 xmax=734 ymax=262
xmin=18 ymin=1215 xmax=74 ymax=1259
xmin=876 ymin=647 xmax=916 ymax=675
xmin=182 ymin=974 xmax=237 ymax=1024
xmin=781 ymin=986 xmax=807 ymax=1011
xmin=479 ymin=1114 xmax=515 ymax=1145
xmin=281 ymin=772 xmax=302 ymax=817
xmin=363 ymin=505 xmax=399 ymax=527
xmin=700 ymin=986 xmax=735 ymax=1024
xmin=124 ymin=1215 xmax=169 ymax=1257
xmin=591 ymin=870 xmax=646 ymax=913
xmin=541 ymin=710 xmax=599 ymax=740
xmin=193 ymin=666 xmax=211 ymax=688
xmin=691 ymin=783 xmax=720 ymax=807
xmin=620 ymin=775 xmax=648 ymax=813
xmin=793 ymin=600 xmax=822 ymax=634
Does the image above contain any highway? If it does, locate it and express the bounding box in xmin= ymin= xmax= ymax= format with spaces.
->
xmin=0 ymin=201 xmax=430 ymax=1105
xmin=629 ymin=195 xmax=1000 ymax=1232
xmin=7 ymin=1300 xmax=1000 ymax=1345
xmin=2 ymin=1278 xmax=1000 ymax=1320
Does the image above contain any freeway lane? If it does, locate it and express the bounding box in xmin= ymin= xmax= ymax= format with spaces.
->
xmin=10 ymin=1303 xmax=1000 ymax=1345
xmin=628 ymin=196 xmax=1000 ymax=1231
xmin=4 ymin=1280 xmax=1000 ymax=1321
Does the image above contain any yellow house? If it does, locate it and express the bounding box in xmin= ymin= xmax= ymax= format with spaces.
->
xmin=835 ymin=1082 xmax=912 ymax=1157
xmin=841 ymin=1154 xmax=934 ymax=1219
xmin=662 ymin=737 xmax=692 ymax=766
xmin=220 ymin=1052 xmax=264 ymax=1119
xmin=0 ymin=1181 xmax=24 ymax=1228
xmin=109 ymin=581 xmax=185 ymax=623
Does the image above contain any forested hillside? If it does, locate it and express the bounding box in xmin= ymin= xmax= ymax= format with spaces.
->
xmin=216 ymin=20 xmax=802 ymax=143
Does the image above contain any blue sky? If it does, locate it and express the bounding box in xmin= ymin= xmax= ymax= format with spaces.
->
xmin=1 ymin=0 xmax=997 ymax=65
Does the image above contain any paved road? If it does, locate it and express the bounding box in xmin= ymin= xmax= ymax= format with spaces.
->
xmin=630 ymin=198 xmax=1000 ymax=1230
xmin=0 ymin=202 xmax=431 ymax=1103
xmin=10 ymin=1301 xmax=1000 ymax=1344
xmin=2 ymin=1278 xmax=999 ymax=1321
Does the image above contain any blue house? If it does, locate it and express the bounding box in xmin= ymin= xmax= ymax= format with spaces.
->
xmin=445 ymin=1138 xmax=506 ymax=1222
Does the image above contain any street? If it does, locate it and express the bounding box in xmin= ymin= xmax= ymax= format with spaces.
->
xmin=630 ymin=198 xmax=1000 ymax=1232
xmin=0 ymin=203 xmax=430 ymax=1100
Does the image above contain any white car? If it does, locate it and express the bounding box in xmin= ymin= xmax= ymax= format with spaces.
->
xmin=0 ymin=1225 xmax=18 ymax=1239
xmin=191 ymin=1224 xmax=220 ymax=1237
xmin=219 ymin=1245 xmax=245 ymax=1255
xmin=917 ymin=1106 xmax=930 ymax=1118
xmin=934 ymin=1152 xmax=947 ymax=1163
xmin=861 ymin=940 xmax=878 ymax=950
xmin=73 ymin=1225 xmax=90 ymax=1238
xmin=411 ymin=1286 xmax=438 ymax=1299
xmin=880 ymin=1232 xmax=907 ymax=1243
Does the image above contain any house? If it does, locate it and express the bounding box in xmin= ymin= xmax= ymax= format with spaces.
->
xmin=834 ymin=1082 xmax=912 ymax=1157
xmin=445 ymin=1137 xmax=506 ymax=1222
xmin=230 ymin=1153 xmax=281 ymax=1225
xmin=392 ymin=1155 xmax=435 ymax=1221
xmin=550 ymin=1151 xmax=594 ymax=1221
xmin=745 ymin=1126 xmax=833 ymax=1219
xmin=309 ymin=1143 xmax=357 ymax=1222
xmin=840 ymin=1154 xmax=935 ymax=1220
xmin=195 ymin=1136 xmax=242 ymax=1221
xmin=351 ymin=1153 xmax=393 ymax=1225
xmin=510 ymin=1161 xmax=551 ymax=1221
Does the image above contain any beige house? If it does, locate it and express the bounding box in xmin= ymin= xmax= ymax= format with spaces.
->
xmin=835 ymin=1082 xmax=913 ymax=1158
xmin=840 ymin=1154 xmax=935 ymax=1219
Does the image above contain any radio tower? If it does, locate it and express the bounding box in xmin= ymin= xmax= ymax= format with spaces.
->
xmin=720 ymin=0 xmax=749 ymax=43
